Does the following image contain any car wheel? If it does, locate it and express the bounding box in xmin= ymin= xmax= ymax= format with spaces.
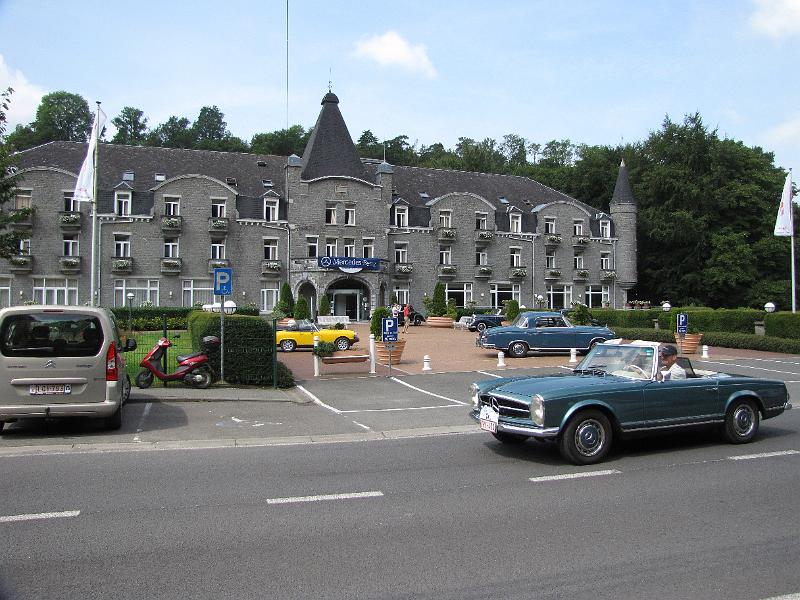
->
xmin=334 ymin=336 xmax=351 ymax=351
xmin=492 ymin=431 xmax=527 ymax=444
xmin=559 ymin=409 xmax=613 ymax=465
xmin=193 ymin=367 xmax=212 ymax=390
xmin=723 ymin=398 xmax=760 ymax=444
xmin=135 ymin=370 xmax=154 ymax=389
xmin=414 ymin=316 xmax=423 ymax=326
xmin=104 ymin=405 xmax=123 ymax=431
xmin=477 ymin=322 xmax=487 ymax=332
xmin=122 ymin=374 xmax=132 ymax=403
xmin=507 ymin=341 xmax=528 ymax=358
xmin=280 ymin=339 xmax=297 ymax=352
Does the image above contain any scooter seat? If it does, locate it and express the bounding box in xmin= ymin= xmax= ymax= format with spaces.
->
xmin=176 ymin=351 xmax=204 ymax=363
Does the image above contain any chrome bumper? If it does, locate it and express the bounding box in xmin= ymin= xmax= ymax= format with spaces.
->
xmin=470 ymin=412 xmax=559 ymax=439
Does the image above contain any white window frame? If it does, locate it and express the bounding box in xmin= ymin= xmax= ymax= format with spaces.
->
xmin=212 ymin=198 xmax=227 ymax=219
xmin=573 ymin=220 xmax=583 ymax=236
xmin=476 ymin=212 xmax=488 ymax=230
xmin=325 ymin=238 xmax=337 ymax=256
xmin=181 ymin=279 xmax=213 ymax=307
xmin=439 ymin=210 xmax=452 ymax=228
xmin=394 ymin=242 xmax=408 ymax=264
xmin=393 ymin=287 xmax=410 ymax=306
xmin=114 ymin=234 xmax=131 ymax=258
xmin=63 ymin=191 xmax=77 ymax=212
xmin=33 ymin=278 xmax=79 ymax=306
xmin=510 ymin=247 xmax=522 ymax=267
xmin=0 ymin=279 xmax=11 ymax=308
xmin=164 ymin=196 xmax=181 ymax=216
xmin=476 ymin=249 xmax=488 ymax=266
xmin=574 ymin=254 xmax=584 ymax=269
xmin=15 ymin=190 xmax=32 ymax=210
xmin=444 ymin=282 xmax=473 ymax=307
xmin=510 ymin=213 xmax=522 ymax=233
xmin=344 ymin=206 xmax=356 ymax=226
xmin=263 ymin=199 xmax=278 ymax=222
xmin=362 ymin=238 xmax=374 ymax=259
xmin=394 ymin=205 xmax=408 ymax=227
xmin=600 ymin=252 xmax=611 ymax=270
xmin=439 ymin=245 xmax=452 ymax=265
xmin=63 ymin=235 xmax=79 ymax=257
xmin=164 ymin=238 xmax=179 ymax=258
xmin=546 ymin=284 xmax=573 ymax=310
xmin=115 ymin=191 xmax=131 ymax=216
xmin=114 ymin=279 xmax=160 ymax=307
xmin=343 ymin=238 xmax=355 ymax=258
xmin=211 ymin=242 xmax=226 ymax=260
xmin=306 ymin=236 xmax=318 ymax=258
xmin=263 ymin=238 xmax=278 ymax=260
xmin=546 ymin=251 xmax=555 ymax=269
xmin=261 ymin=285 xmax=279 ymax=312
xmin=325 ymin=204 xmax=337 ymax=225
xmin=18 ymin=238 xmax=31 ymax=255
xmin=544 ymin=217 xmax=556 ymax=234
xmin=600 ymin=220 xmax=611 ymax=238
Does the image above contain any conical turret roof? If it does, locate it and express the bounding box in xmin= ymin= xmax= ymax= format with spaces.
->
xmin=300 ymin=92 xmax=368 ymax=181
xmin=611 ymin=158 xmax=636 ymax=205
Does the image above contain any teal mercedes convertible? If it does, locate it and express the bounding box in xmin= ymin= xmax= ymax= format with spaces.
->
xmin=470 ymin=340 xmax=791 ymax=464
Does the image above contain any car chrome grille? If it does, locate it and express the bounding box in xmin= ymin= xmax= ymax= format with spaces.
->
xmin=479 ymin=394 xmax=530 ymax=419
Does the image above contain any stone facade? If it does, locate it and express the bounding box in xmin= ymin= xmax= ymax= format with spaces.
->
xmin=2 ymin=93 xmax=637 ymax=317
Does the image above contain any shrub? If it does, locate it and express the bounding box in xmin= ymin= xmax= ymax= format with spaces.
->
xmin=445 ymin=298 xmax=458 ymax=320
xmin=276 ymin=282 xmax=294 ymax=317
xmin=764 ymin=312 xmax=800 ymax=340
xmin=505 ymin=299 xmax=520 ymax=322
xmin=187 ymin=311 xmax=294 ymax=387
xmin=294 ymin=297 xmax=309 ymax=320
xmin=423 ymin=282 xmax=447 ymax=317
xmin=370 ymin=306 xmax=392 ymax=340
xmin=318 ymin=295 xmax=330 ymax=317
xmin=312 ymin=341 xmax=337 ymax=357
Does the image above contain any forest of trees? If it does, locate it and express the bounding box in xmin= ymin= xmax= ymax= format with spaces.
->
xmin=4 ymin=90 xmax=796 ymax=309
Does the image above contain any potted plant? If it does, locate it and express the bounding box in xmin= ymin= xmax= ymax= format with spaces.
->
xmin=675 ymin=324 xmax=703 ymax=354
xmin=371 ymin=306 xmax=405 ymax=362
xmin=424 ymin=282 xmax=453 ymax=328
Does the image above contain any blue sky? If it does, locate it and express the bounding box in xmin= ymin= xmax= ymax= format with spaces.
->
xmin=1 ymin=0 xmax=798 ymax=172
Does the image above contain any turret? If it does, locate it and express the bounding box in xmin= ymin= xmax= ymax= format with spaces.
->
xmin=609 ymin=159 xmax=637 ymax=293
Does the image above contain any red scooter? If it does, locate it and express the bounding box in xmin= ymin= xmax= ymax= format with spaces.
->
xmin=136 ymin=335 xmax=219 ymax=389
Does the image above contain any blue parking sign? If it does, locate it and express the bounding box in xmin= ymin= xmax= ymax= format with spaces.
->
xmin=382 ymin=317 xmax=398 ymax=342
xmin=213 ymin=268 xmax=233 ymax=296
xmin=677 ymin=313 xmax=688 ymax=334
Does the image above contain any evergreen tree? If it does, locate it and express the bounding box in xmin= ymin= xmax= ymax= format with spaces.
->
xmin=0 ymin=88 xmax=34 ymax=257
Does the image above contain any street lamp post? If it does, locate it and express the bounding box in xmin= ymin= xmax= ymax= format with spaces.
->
xmin=126 ymin=292 xmax=135 ymax=330
xmin=765 ymin=301 xmax=776 ymax=313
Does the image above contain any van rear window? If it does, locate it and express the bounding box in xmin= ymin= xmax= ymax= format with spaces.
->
xmin=0 ymin=314 xmax=105 ymax=357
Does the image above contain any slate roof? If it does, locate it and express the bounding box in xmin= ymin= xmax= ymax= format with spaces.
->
xmin=611 ymin=159 xmax=636 ymax=205
xmin=300 ymin=92 xmax=368 ymax=182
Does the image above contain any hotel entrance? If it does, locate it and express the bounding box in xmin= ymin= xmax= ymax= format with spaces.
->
xmin=326 ymin=278 xmax=370 ymax=321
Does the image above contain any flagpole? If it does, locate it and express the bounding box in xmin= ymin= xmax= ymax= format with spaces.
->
xmin=89 ymin=101 xmax=100 ymax=306
xmin=792 ymin=169 xmax=796 ymax=313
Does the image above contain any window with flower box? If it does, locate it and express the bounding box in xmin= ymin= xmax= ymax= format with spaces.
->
xmin=165 ymin=196 xmax=180 ymax=216
xmin=211 ymin=242 xmax=225 ymax=260
xmin=263 ymin=238 xmax=278 ymax=260
xmin=395 ymin=242 xmax=408 ymax=263
xmin=545 ymin=251 xmax=555 ymax=269
xmin=344 ymin=206 xmax=355 ymax=226
xmin=601 ymin=252 xmax=611 ymax=270
xmin=476 ymin=212 xmax=488 ymax=230
xmin=510 ymin=247 xmax=522 ymax=267
xmin=574 ymin=254 xmax=584 ymax=269
xmin=544 ymin=217 xmax=556 ymax=234
xmin=476 ymin=249 xmax=488 ymax=266
xmin=114 ymin=234 xmax=130 ymax=257
xmin=63 ymin=191 xmax=78 ymax=212
xmin=439 ymin=245 xmax=452 ymax=265
xmin=63 ymin=235 xmax=79 ymax=257
xmin=164 ymin=238 xmax=179 ymax=258
xmin=573 ymin=220 xmax=583 ymax=236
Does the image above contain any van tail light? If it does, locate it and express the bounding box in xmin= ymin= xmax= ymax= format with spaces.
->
xmin=106 ymin=342 xmax=118 ymax=381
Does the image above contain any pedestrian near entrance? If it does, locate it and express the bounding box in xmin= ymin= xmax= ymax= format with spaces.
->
xmin=391 ymin=304 xmax=400 ymax=320
xmin=402 ymin=304 xmax=410 ymax=333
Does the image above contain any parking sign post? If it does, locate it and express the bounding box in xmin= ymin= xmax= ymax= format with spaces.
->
xmin=213 ymin=268 xmax=233 ymax=384
xmin=676 ymin=313 xmax=688 ymax=355
xmin=382 ymin=317 xmax=398 ymax=378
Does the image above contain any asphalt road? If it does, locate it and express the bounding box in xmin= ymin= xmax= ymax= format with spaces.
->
xmin=1 ymin=352 xmax=799 ymax=599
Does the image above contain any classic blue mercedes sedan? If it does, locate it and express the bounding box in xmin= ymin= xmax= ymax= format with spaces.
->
xmin=475 ymin=310 xmax=615 ymax=357
xmin=470 ymin=340 xmax=792 ymax=464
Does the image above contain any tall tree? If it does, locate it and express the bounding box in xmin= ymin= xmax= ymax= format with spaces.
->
xmin=192 ymin=105 xmax=228 ymax=150
xmin=0 ymin=88 xmax=34 ymax=257
xmin=146 ymin=116 xmax=194 ymax=148
xmin=31 ymin=91 xmax=92 ymax=143
xmin=111 ymin=106 xmax=149 ymax=145
xmin=251 ymin=125 xmax=309 ymax=156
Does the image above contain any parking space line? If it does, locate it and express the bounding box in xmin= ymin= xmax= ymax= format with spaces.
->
xmin=340 ymin=404 xmax=463 ymax=414
xmin=699 ymin=361 xmax=800 ymax=376
xmin=351 ymin=421 xmax=371 ymax=430
xmin=530 ymin=469 xmax=621 ymax=483
xmin=132 ymin=402 xmax=152 ymax=443
xmin=296 ymin=385 xmax=342 ymax=414
xmin=728 ymin=450 xmax=799 ymax=461
xmin=390 ymin=377 xmax=467 ymax=405
xmin=266 ymin=491 xmax=383 ymax=505
xmin=476 ymin=370 xmax=503 ymax=378
xmin=0 ymin=510 xmax=80 ymax=523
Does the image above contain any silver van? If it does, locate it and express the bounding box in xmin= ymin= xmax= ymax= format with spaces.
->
xmin=0 ymin=306 xmax=137 ymax=433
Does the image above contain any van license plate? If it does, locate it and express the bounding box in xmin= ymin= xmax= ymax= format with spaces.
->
xmin=29 ymin=384 xmax=71 ymax=395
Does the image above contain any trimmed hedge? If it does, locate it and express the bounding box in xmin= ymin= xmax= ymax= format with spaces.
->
xmin=591 ymin=308 xmax=768 ymax=336
xmin=764 ymin=312 xmax=800 ymax=340
xmin=112 ymin=305 xmax=259 ymax=331
xmin=612 ymin=327 xmax=800 ymax=354
xmin=187 ymin=311 xmax=294 ymax=387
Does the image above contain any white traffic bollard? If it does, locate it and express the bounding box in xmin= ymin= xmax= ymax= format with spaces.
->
xmin=313 ymin=335 xmax=320 ymax=377
xmin=422 ymin=355 xmax=432 ymax=371
xmin=701 ymin=344 xmax=709 ymax=359
xmin=497 ymin=351 xmax=506 ymax=368
xmin=569 ymin=348 xmax=577 ymax=363
xmin=369 ymin=334 xmax=376 ymax=375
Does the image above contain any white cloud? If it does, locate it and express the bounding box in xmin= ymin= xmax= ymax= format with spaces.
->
xmin=0 ymin=54 xmax=45 ymax=128
xmin=763 ymin=115 xmax=800 ymax=144
xmin=749 ymin=0 xmax=800 ymax=39
xmin=353 ymin=31 xmax=437 ymax=78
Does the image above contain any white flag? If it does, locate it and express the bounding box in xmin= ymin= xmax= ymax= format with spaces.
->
xmin=72 ymin=107 xmax=106 ymax=203
xmin=774 ymin=172 xmax=793 ymax=237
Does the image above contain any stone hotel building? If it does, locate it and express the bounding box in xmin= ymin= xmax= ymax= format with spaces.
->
xmin=3 ymin=92 xmax=637 ymax=319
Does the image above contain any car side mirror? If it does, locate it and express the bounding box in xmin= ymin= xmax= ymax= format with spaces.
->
xmin=124 ymin=338 xmax=137 ymax=352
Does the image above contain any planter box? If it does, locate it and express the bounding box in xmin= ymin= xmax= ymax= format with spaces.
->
xmin=675 ymin=333 xmax=703 ymax=354
xmin=321 ymin=354 xmax=370 ymax=365
xmin=427 ymin=316 xmax=454 ymax=328
xmin=376 ymin=339 xmax=406 ymax=363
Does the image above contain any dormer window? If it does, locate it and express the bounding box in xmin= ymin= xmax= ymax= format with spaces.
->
xmin=154 ymin=173 xmax=166 ymax=182
xmin=225 ymin=177 xmax=237 ymax=186
xmin=262 ymin=179 xmax=273 ymax=188
xmin=510 ymin=213 xmax=521 ymax=233
xmin=394 ymin=206 xmax=408 ymax=228
xmin=263 ymin=199 xmax=277 ymax=222
xmin=115 ymin=191 xmax=131 ymax=216
xmin=600 ymin=220 xmax=611 ymax=238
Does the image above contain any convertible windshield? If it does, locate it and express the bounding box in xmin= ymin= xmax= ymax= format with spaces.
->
xmin=512 ymin=314 xmax=529 ymax=328
xmin=576 ymin=344 xmax=656 ymax=379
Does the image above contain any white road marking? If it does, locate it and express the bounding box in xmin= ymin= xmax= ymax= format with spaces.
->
xmin=476 ymin=370 xmax=503 ymax=378
xmin=296 ymin=384 xmax=342 ymax=414
xmin=728 ymin=450 xmax=800 ymax=461
xmin=351 ymin=421 xmax=371 ymax=430
xmin=132 ymin=401 xmax=152 ymax=443
xmin=760 ymin=593 xmax=800 ymax=600
xmin=700 ymin=361 xmax=800 ymax=377
xmin=266 ymin=491 xmax=383 ymax=505
xmin=0 ymin=510 xmax=80 ymax=523
xmin=530 ymin=469 xmax=621 ymax=483
xmin=339 ymin=404 xmax=463 ymax=414
xmin=389 ymin=377 xmax=467 ymax=405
